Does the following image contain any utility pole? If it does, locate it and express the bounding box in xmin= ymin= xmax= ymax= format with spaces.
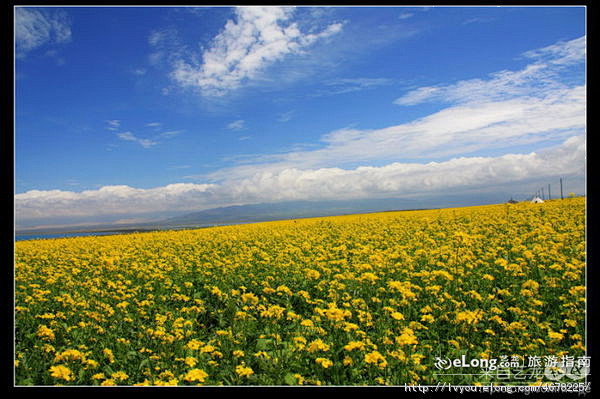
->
xmin=548 ymin=184 xmax=551 ymax=200
xmin=541 ymin=187 xmax=545 ymax=200
xmin=560 ymin=178 xmax=564 ymax=200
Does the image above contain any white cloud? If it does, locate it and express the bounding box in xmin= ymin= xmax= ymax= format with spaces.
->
xmin=147 ymin=28 xmax=182 ymax=67
xmin=462 ymin=17 xmax=495 ymax=25
xmin=15 ymin=8 xmax=71 ymax=56
xmin=16 ymin=183 xmax=216 ymax=220
xmin=395 ymin=36 xmax=585 ymax=106
xmin=146 ymin=122 xmax=161 ymax=127
xmin=226 ymin=120 xmax=245 ymax=130
xmin=207 ymin=84 xmax=584 ymax=182
xmin=117 ymin=132 xmax=157 ymax=149
xmin=15 ymin=135 xmax=585 ymax=222
xmin=398 ymin=13 xmax=414 ymax=20
xmin=106 ymin=120 xmax=121 ymax=131
xmin=523 ymin=36 xmax=586 ymax=66
xmin=198 ymin=36 xmax=584 ymax=183
xmin=277 ymin=110 xmax=295 ymax=122
xmin=171 ymin=6 xmax=344 ymax=96
xmin=221 ymin=135 xmax=584 ymax=203
xmin=312 ymin=77 xmax=392 ymax=96
xmin=159 ymin=130 xmax=183 ymax=138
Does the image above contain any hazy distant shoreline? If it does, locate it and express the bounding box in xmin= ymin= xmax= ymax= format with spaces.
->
xmin=15 ymin=205 xmax=435 ymax=241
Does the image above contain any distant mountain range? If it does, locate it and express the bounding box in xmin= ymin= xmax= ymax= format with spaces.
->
xmin=16 ymin=198 xmax=425 ymax=235
xmin=16 ymin=193 xmax=512 ymax=235
xmin=161 ymin=198 xmax=425 ymax=226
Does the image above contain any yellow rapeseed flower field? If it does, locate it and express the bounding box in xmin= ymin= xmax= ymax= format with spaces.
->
xmin=15 ymin=198 xmax=586 ymax=385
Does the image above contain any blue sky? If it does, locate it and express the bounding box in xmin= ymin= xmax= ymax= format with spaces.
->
xmin=15 ymin=6 xmax=586 ymax=228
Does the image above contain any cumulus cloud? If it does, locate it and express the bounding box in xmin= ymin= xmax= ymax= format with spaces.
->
xmin=224 ymin=135 xmax=585 ymax=203
xmin=15 ymin=135 xmax=585 ymax=222
xmin=15 ymin=7 xmax=71 ymax=56
xmin=16 ymin=183 xmax=216 ymax=220
xmin=171 ymin=6 xmax=343 ymax=96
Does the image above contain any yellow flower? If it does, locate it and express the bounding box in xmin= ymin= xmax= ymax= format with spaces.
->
xmin=111 ymin=371 xmax=129 ymax=381
xmin=200 ymin=345 xmax=216 ymax=353
xmin=54 ymin=349 xmax=86 ymax=362
xmin=364 ymin=351 xmax=387 ymax=368
xmin=565 ymin=319 xmax=577 ymax=327
xmin=254 ymin=351 xmax=271 ymax=359
xmin=307 ymin=339 xmax=330 ymax=353
xmin=305 ymin=269 xmax=321 ymax=279
xmin=260 ymin=305 xmax=286 ymax=319
xmin=49 ymin=365 xmax=73 ymax=381
xmin=359 ymin=272 xmax=379 ymax=282
xmin=548 ymin=331 xmax=564 ymax=341
xmin=343 ymin=341 xmax=365 ymax=351
xmin=184 ymin=368 xmax=208 ymax=383
xmin=241 ymin=293 xmax=259 ymax=305
xmin=184 ymin=357 xmax=198 ymax=367
xmin=235 ymin=365 xmax=254 ymax=377
xmin=103 ymin=348 xmax=115 ymax=363
xmin=37 ymin=325 xmax=55 ymax=341
xmin=396 ymin=328 xmax=418 ymax=346
xmin=390 ymin=312 xmax=405 ymax=320
xmin=233 ymin=350 xmax=245 ymax=358
xmin=186 ymin=339 xmax=204 ymax=350
xmin=322 ymin=304 xmax=351 ymax=322
xmin=315 ymin=358 xmax=333 ymax=368
xmin=294 ymin=374 xmax=305 ymax=385
xmin=455 ymin=310 xmax=482 ymax=325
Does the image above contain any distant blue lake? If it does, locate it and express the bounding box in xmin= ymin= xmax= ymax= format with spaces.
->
xmin=15 ymin=231 xmax=127 ymax=241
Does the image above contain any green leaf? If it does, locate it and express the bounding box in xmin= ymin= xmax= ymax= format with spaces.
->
xmin=284 ymin=373 xmax=297 ymax=385
xmin=17 ymin=378 xmax=34 ymax=386
xmin=255 ymin=338 xmax=272 ymax=350
xmin=138 ymin=358 xmax=150 ymax=370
